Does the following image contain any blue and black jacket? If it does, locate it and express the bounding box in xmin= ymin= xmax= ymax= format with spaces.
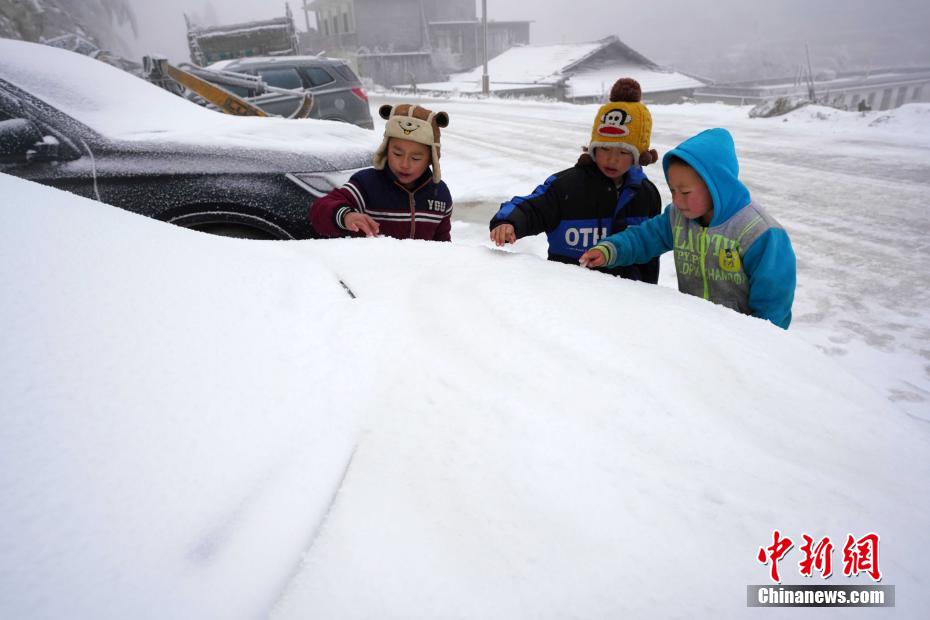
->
xmin=490 ymin=161 xmax=661 ymax=283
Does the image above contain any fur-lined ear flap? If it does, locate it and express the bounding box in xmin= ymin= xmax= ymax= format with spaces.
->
xmin=379 ymin=104 xmax=393 ymax=120
xmin=434 ymin=111 xmax=449 ymax=128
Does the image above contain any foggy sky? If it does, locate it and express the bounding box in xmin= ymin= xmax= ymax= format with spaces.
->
xmin=123 ymin=0 xmax=930 ymax=76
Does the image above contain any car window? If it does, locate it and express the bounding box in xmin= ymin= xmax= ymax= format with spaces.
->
xmin=302 ymin=67 xmax=336 ymax=88
xmin=332 ymin=64 xmax=360 ymax=84
xmin=257 ymin=68 xmax=304 ymax=90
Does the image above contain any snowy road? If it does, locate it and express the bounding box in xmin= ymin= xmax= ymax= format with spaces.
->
xmin=371 ymin=94 xmax=930 ymax=417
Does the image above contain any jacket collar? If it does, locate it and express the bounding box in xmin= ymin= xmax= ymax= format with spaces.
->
xmin=383 ymin=166 xmax=434 ymax=192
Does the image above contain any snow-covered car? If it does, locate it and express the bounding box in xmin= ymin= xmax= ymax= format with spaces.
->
xmin=3 ymin=171 xmax=929 ymax=618
xmin=0 ymin=38 xmax=374 ymax=239
xmin=201 ymin=55 xmax=375 ymax=129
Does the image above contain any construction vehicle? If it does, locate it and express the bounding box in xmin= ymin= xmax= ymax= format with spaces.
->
xmin=143 ymin=55 xmax=313 ymax=119
xmin=185 ymin=7 xmax=299 ymax=67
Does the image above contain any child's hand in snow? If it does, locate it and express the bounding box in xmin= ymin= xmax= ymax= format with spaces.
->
xmin=490 ymin=223 xmax=516 ymax=246
xmin=344 ymin=212 xmax=381 ymax=237
xmin=579 ymin=247 xmax=606 ymax=269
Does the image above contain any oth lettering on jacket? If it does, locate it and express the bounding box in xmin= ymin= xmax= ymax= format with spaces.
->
xmin=564 ymin=226 xmax=608 ymax=247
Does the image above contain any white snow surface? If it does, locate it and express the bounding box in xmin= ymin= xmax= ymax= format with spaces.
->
xmin=2 ymin=170 xmax=929 ymax=617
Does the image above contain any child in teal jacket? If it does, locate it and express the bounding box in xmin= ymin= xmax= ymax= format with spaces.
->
xmin=580 ymin=128 xmax=796 ymax=329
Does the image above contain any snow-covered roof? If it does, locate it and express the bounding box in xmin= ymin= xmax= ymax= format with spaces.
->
xmin=415 ymin=36 xmax=702 ymax=99
xmin=453 ymin=42 xmax=606 ymax=85
xmin=567 ymin=65 xmax=706 ymax=99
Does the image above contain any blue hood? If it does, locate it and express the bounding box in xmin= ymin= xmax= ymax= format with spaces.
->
xmin=662 ymin=128 xmax=750 ymax=227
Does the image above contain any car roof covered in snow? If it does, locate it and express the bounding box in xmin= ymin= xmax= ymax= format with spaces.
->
xmin=0 ymin=38 xmax=374 ymax=161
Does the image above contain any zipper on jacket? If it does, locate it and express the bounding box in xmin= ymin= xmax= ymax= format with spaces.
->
xmin=395 ymin=177 xmax=431 ymax=239
xmin=699 ymin=227 xmax=710 ymax=299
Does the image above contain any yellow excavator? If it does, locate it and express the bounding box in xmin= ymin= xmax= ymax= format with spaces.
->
xmin=143 ymin=55 xmax=314 ymax=119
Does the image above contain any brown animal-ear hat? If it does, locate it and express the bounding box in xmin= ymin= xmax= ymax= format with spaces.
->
xmin=373 ymin=103 xmax=450 ymax=183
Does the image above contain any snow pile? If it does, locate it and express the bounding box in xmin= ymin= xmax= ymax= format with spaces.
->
xmin=2 ymin=174 xmax=929 ymax=618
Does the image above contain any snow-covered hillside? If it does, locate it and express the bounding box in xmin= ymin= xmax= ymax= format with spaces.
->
xmin=2 ymin=168 xmax=929 ymax=617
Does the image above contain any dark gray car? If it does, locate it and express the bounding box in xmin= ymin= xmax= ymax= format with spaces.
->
xmin=208 ymin=56 xmax=375 ymax=129
xmin=0 ymin=38 xmax=373 ymax=240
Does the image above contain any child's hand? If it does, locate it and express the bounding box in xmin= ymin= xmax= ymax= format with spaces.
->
xmin=490 ymin=223 xmax=516 ymax=246
xmin=579 ymin=247 xmax=606 ymax=269
xmin=344 ymin=212 xmax=380 ymax=237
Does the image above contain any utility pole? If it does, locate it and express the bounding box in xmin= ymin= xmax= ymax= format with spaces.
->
xmin=482 ymin=0 xmax=489 ymax=95
xmin=301 ymin=0 xmax=312 ymax=32
xmin=805 ymin=44 xmax=816 ymax=102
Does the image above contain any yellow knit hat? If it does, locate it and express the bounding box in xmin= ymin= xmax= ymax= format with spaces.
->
xmin=587 ymin=78 xmax=657 ymax=166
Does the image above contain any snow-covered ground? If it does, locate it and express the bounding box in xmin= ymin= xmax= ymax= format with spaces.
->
xmin=378 ymin=93 xmax=930 ymax=420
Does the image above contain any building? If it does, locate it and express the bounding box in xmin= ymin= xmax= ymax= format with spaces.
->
xmin=693 ymin=67 xmax=930 ymax=111
xmin=412 ymin=36 xmax=706 ymax=103
xmin=301 ymin=0 xmax=530 ymax=87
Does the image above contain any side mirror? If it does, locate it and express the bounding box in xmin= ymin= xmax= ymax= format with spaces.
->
xmin=0 ymin=118 xmax=43 ymax=158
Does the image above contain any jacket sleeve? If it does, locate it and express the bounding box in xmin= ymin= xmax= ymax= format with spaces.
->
xmin=434 ymin=201 xmax=453 ymax=242
xmin=741 ymin=228 xmax=796 ymax=329
xmin=309 ymin=181 xmax=363 ymax=238
xmin=595 ymin=205 xmax=675 ymax=267
xmin=432 ymin=183 xmax=453 ymax=242
xmin=489 ymin=174 xmax=563 ymax=238
xmin=624 ymin=179 xmax=663 ymax=284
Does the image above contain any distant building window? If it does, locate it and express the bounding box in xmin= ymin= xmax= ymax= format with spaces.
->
xmin=333 ymin=15 xmax=339 ymax=34
xmin=343 ymin=12 xmax=350 ymax=33
xmin=321 ymin=14 xmax=329 ymax=35
xmin=914 ymin=86 xmax=924 ymax=101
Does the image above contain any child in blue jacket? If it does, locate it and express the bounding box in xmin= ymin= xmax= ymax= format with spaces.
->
xmin=490 ymin=78 xmax=661 ymax=283
xmin=580 ymin=128 xmax=796 ymax=328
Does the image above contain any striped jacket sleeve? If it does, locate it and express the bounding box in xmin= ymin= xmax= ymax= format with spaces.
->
xmin=309 ymin=177 xmax=367 ymax=238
